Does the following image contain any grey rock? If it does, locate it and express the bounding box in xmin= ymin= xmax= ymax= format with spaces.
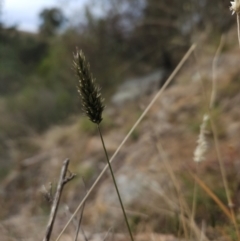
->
xmin=112 ymin=70 xmax=163 ymax=105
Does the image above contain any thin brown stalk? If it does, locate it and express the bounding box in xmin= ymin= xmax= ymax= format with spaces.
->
xmin=97 ymin=124 xmax=134 ymax=241
xmin=55 ymin=44 xmax=196 ymax=241
xmin=74 ymin=202 xmax=85 ymax=241
xmin=190 ymin=172 xmax=232 ymax=221
xmin=43 ymin=159 xmax=75 ymax=241
xmin=102 ymin=228 xmax=113 ymax=241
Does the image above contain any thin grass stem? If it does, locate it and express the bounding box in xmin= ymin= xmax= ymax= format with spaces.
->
xmin=74 ymin=202 xmax=85 ymax=241
xmin=209 ymin=35 xmax=239 ymax=238
xmin=209 ymin=118 xmax=239 ymax=239
xmin=210 ymin=35 xmax=225 ymax=109
xmin=237 ymin=13 xmax=240 ymax=48
xmin=190 ymin=163 xmax=199 ymax=239
xmin=97 ymin=124 xmax=134 ymax=241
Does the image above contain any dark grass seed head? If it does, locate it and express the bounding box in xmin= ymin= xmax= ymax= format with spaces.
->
xmin=73 ymin=49 xmax=105 ymax=124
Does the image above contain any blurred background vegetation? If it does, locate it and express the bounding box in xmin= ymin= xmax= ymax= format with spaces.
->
xmin=0 ymin=0 xmax=235 ymax=167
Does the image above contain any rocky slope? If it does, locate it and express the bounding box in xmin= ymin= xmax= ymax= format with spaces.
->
xmin=0 ymin=36 xmax=240 ymax=241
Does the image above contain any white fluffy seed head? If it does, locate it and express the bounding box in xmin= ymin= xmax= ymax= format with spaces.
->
xmin=193 ymin=114 xmax=209 ymax=163
xmin=230 ymin=0 xmax=240 ymax=15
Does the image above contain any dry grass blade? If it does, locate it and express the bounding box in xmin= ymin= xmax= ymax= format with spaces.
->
xmin=74 ymin=179 xmax=88 ymax=241
xmin=102 ymin=227 xmax=113 ymax=241
xmin=55 ymin=44 xmax=196 ymax=241
xmin=74 ymin=202 xmax=85 ymax=241
xmin=189 ymin=172 xmax=233 ymax=221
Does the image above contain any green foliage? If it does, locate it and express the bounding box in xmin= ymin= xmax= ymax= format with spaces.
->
xmin=0 ymin=26 xmax=48 ymax=95
xmin=19 ymin=36 xmax=48 ymax=68
xmin=0 ymin=0 xmax=236 ymax=138
xmin=7 ymin=86 xmax=76 ymax=132
xmin=0 ymin=43 xmax=24 ymax=94
xmin=0 ymin=25 xmax=81 ymax=133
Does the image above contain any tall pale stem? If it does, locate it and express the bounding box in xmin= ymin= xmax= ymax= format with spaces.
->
xmin=237 ymin=13 xmax=240 ymax=48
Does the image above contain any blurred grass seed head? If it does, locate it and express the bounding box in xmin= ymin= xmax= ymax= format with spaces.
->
xmin=73 ymin=49 xmax=105 ymax=124
xmin=230 ymin=0 xmax=240 ymax=14
xmin=193 ymin=114 xmax=209 ymax=163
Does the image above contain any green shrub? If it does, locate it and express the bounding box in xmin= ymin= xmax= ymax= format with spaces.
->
xmin=7 ymin=86 xmax=77 ymax=132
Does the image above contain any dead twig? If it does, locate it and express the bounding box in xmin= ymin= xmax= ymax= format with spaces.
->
xmin=43 ymin=159 xmax=75 ymax=241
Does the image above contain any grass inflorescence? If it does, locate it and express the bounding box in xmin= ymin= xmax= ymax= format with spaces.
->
xmin=73 ymin=49 xmax=105 ymax=124
xmin=73 ymin=48 xmax=135 ymax=241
